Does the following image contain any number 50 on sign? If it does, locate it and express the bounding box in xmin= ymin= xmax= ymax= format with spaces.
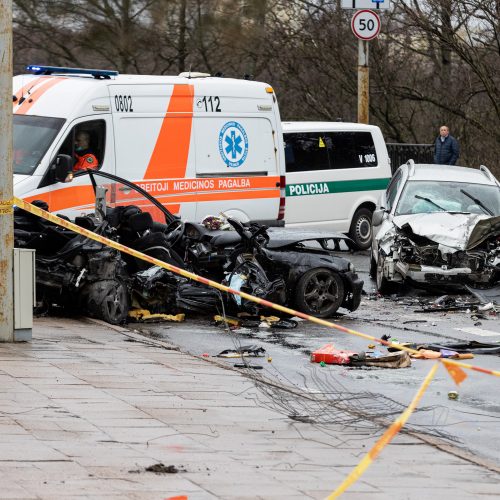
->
xmin=351 ymin=9 xmax=381 ymax=40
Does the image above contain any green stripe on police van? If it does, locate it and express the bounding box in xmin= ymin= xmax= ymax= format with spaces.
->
xmin=286 ymin=178 xmax=391 ymax=197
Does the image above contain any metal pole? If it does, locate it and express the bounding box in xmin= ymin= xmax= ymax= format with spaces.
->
xmin=0 ymin=0 xmax=14 ymax=342
xmin=357 ymin=39 xmax=369 ymax=124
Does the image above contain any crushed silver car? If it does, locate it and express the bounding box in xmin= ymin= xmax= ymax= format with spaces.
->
xmin=370 ymin=161 xmax=500 ymax=293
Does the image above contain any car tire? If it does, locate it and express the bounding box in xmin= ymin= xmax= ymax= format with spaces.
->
xmin=295 ymin=268 xmax=344 ymax=318
xmin=84 ymin=280 xmax=130 ymax=325
xmin=376 ymin=254 xmax=396 ymax=295
xmin=349 ymin=207 xmax=373 ymax=250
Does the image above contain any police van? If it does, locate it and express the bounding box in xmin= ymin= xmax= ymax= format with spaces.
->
xmin=282 ymin=121 xmax=391 ymax=249
xmin=13 ymin=65 xmax=286 ymax=224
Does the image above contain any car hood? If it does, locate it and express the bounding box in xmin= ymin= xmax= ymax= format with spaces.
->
xmin=379 ymin=212 xmax=500 ymax=255
xmin=267 ymin=229 xmax=354 ymax=249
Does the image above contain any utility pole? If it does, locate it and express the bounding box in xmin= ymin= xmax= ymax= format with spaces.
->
xmin=0 ymin=0 xmax=14 ymax=342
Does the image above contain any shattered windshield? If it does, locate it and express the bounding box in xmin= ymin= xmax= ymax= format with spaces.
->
xmin=396 ymin=180 xmax=500 ymax=216
xmin=13 ymin=115 xmax=65 ymax=175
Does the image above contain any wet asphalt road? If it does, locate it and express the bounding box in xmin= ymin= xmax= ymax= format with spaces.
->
xmin=141 ymin=250 xmax=500 ymax=464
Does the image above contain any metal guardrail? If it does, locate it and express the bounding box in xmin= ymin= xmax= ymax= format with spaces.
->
xmin=386 ymin=143 xmax=434 ymax=174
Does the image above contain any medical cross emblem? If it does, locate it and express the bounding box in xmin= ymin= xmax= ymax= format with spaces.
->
xmin=219 ymin=121 xmax=249 ymax=167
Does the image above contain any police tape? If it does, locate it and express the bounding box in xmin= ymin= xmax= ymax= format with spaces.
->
xmin=326 ymin=362 xmax=439 ymax=499
xmin=13 ymin=197 xmax=500 ymax=381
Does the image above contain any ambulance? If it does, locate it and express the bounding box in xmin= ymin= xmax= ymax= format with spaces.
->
xmin=13 ymin=65 xmax=286 ymax=225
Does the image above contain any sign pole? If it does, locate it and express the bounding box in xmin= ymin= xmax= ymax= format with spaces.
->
xmin=351 ymin=9 xmax=381 ymax=124
xmin=0 ymin=0 xmax=14 ymax=342
xmin=358 ymin=39 xmax=369 ymax=124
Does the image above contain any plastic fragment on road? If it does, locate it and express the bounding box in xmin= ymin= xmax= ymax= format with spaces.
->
xmin=234 ymin=363 xmax=263 ymax=369
xmin=310 ymin=344 xmax=357 ymax=365
xmin=410 ymin=349 xmax=474 ymax=360
xmin=213 ymin=314 xmax=297 ymax=330
xmin=216 ymin=345 xmax=266 ymax=358
xmin=213 ymin=314 xmax=240 ymax=327
xmin=128 ymin=309 xmax=185 ymax=322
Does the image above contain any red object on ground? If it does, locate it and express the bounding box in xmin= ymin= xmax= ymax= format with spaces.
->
xmin=310 ymin=343 xmax=357 ymax=365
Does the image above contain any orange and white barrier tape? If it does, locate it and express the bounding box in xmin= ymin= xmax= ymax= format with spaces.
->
xmin=326 ymin=362 xmax=439 ymax=499
xmin=14 ymin=197 xmax=500 ymax=381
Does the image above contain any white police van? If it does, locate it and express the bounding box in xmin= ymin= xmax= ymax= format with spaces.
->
xmin=282 ymin=121 xmax=391 ymax=249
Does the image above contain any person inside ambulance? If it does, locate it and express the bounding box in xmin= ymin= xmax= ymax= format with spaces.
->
xmin=73 ymin=131 xmax=99 ymax=171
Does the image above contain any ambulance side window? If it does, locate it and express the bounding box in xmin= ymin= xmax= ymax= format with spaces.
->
xmin=56 ymin=120 xmax=106 ymax=174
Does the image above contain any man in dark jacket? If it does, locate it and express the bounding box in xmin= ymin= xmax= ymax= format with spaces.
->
xmin=434 ymin=125 xmax=459 ymax=165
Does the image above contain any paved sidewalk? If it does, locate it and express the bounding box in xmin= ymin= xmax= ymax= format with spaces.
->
xmin=0 ymin=317 xmax=498 ymax=500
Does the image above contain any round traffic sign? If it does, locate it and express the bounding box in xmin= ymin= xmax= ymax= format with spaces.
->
xmin=351 ymin=9 xmax=381 ymax=41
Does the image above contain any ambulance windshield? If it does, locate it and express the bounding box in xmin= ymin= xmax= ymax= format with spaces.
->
xmin=13 ymin=115 xmax=65 ymax=175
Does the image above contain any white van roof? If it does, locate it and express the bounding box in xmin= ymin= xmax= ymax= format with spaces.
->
xmin=13 ymin=71 xmax=273 ymax=119
xmin=282 ymin=121 xmax=381 ymax=133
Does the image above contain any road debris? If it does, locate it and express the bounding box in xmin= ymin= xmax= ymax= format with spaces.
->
xmin=128 ymin=309 xmax=185 ymax=323
xmin=216 ymin=345 xmax=266 ymax=358
xmin=129 ymin=463 xmax=185 ymax=474
xmin=310 ymin=344 xmax=411 ymax=368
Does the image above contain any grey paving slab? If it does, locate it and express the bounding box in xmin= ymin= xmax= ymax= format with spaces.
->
xmin=0 ymin=316 xmax=497 ymax=500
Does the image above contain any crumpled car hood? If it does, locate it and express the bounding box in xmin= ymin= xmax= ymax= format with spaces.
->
xmin=379 ymin=213 xmax=500 ymax=255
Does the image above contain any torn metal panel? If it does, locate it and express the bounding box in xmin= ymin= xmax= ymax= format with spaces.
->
xmin=375 ymin=213 xmax=500 ymax=289
xmin=393 ymin=213 xmax=494 ymax=255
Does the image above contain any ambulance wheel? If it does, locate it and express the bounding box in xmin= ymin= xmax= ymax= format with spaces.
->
xmin=349 ymin=207 xmax=373 ymax=250
xmin=295 ymin=268 xmax=344 ymax=318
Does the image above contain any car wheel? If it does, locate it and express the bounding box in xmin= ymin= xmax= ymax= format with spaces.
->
xmin=295 ymin=268 xmax=345 ymax=318
xmin=376 ymin=254 xmax=395 ymax=295
xmin=349 ymin=207 xmax=373 ymax=250
xmin=85 ymin=280 xmax=130 ymax=324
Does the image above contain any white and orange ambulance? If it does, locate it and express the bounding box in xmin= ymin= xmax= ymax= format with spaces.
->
xmin=13 ymin=65 xmax=286 ymax=224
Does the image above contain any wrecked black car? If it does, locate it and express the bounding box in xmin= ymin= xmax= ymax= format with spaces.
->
xmin=371 ymin=162 xmax=500 ymax=293
xmin=15 ymin=171 xmax=363 ymax=323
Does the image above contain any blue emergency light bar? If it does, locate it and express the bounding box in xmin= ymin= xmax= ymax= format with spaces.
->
xmin=25 ymin=65 xmax=119 ymax=79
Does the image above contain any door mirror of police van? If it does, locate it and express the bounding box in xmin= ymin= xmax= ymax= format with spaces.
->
xmin=54 ymin=154 xmax=74 ymax=183
xmin=371 ymin=209 xmax=385 ymax=227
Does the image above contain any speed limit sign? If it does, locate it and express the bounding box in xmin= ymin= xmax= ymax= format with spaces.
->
xmin=351 ymin=9 xmax=381 ymax=41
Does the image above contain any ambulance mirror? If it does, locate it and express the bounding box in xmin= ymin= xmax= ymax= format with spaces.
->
xmin=54 ymin=154 xmax=73 ymax=182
